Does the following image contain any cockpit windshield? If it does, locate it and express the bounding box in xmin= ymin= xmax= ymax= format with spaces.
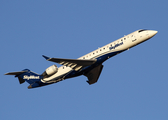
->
xmin=138 ymin=29 xmax=147 ymax=33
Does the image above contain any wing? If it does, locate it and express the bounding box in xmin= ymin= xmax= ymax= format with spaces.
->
xmin=42 ymin=55 xmax=97 ymax=71
xmin=84 ymin=64 xmax=103 ymax=85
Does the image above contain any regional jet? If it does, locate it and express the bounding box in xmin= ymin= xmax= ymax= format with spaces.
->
xmin=5 ymin=29 xmax=158 ymax=89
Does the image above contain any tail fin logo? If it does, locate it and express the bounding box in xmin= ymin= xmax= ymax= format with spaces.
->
xmin=23 ymin=75 xmax=40 ymax=80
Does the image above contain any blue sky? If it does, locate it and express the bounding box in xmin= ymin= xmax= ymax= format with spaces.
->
xmin=1 ymin=0 xmax=168 ymax=120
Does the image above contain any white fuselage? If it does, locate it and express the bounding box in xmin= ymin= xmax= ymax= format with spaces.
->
xmin=42 ymin=30 xmax=157 ymax=83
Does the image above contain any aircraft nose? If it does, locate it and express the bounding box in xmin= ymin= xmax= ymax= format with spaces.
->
xmin=152 ymin=30 xmax=158 ymax=35
xmin=148 ymin=30 xmax=158 ymax=38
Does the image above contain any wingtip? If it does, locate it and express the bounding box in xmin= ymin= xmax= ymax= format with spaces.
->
xmin=42 ymin=55 xmax=50 ymax=60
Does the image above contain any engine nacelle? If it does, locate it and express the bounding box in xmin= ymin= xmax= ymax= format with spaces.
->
xmin=42 ymin=65 xmax=58 ymax=78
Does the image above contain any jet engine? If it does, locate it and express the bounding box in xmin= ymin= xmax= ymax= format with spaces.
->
xmin=42 ymin=65 xmax=58 ymax=78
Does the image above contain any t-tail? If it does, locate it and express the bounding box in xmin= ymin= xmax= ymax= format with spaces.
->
xmin=5 ymin=69 xmax=43 ymax=89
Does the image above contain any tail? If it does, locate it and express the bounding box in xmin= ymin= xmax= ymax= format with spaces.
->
xmin=5 ymin=69 xmax=42 ymax=89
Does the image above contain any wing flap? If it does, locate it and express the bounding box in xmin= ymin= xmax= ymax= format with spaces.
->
xmin=43 ymin=55 xmax=97 ymax=71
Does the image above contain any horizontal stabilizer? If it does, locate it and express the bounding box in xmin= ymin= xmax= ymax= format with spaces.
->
xmin=42 ymin=55 xmax=97 ymax=71
xmin=5 ymin=71 xmax=26 ymax=84
xmin=5 ymin=71 xmax=26 ymax=75
xmin=5 ymin=69 xmax=41 ymax=87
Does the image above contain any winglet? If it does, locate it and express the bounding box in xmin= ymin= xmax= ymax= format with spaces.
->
xmin=42 ymin=55 xmax=50 ymax=60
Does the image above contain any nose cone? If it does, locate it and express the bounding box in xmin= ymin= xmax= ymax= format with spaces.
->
xmin=151 ymin=30 xmax=158 ymax=35
xmin=149 ymin=30 xmax=158 ymax=38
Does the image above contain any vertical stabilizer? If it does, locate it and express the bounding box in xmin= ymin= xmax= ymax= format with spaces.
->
xmin=5 ymin=69 xmax=42 ymax=89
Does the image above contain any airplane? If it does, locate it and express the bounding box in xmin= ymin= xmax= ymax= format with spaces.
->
xmin=5 ymin=29 xmax=158 ymax=89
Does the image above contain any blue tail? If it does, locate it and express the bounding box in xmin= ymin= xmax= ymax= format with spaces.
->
xmin=5 ymin=69 xmax=43 ymax=89
xmin=17 ymin=69 xmax=42 ymax=88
